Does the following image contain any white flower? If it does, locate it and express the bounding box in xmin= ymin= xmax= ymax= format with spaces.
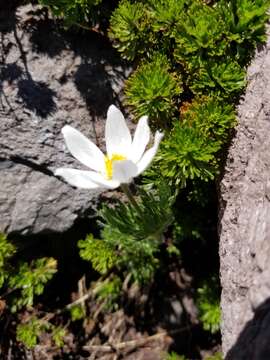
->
xmin=55 ymin=105 xmax=163 ymax=190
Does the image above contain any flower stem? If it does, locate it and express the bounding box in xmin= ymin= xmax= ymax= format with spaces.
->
xmin=121 ymin=184 xmax=142 ymax=216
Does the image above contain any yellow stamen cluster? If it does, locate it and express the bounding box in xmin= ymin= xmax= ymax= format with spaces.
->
xmin=105 ymin=154 xmax=126 ymax=179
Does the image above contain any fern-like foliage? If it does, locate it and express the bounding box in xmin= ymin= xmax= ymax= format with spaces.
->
xmin=8 ymin=258 xmax=57 ymax=312
xmin=17 ymin=317 xmax=66 ymax=349
xmin=125 ymin=54 xmax=181 ymax=127
xmin=78 ymin=234 xmax=117 ymax=274
xmin=16 ymin=317 xmax=47 ymax=349
xmin=100 ymin=183 xmax=175 ymax=282
xmin=51 ymin=326 xmax=67 ymax=347
xmin=79 ymin=183 xmax=175 ymax=283
xmin=102 ymin=227 xmax=160 ymax=283
xmin=94 ymin=276 xmax=122 ymax=310
xmin=0 ymin=233 xmax=16 ymax=288
xmin=197 ymin=276 xmax=221 ymax=334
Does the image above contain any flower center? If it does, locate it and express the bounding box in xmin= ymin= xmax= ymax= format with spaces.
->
xmin=104 ymin=153 xmax=126 ymax=179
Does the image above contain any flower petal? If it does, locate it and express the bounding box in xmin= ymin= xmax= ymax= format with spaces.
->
xmin=112 ymin=160 xmax=138 ymax=184
xmin=62 ymin=125 xmax=105 ymax=172
xmin=55 ymin=168 xmax=120 ymax=189
xmin=129 ymin=116 xmax=150 ymax=163
xmin=105 ymin=105 xmax=132 ymax=157
xmin=136 ymin=132 xmax=164 ymax=176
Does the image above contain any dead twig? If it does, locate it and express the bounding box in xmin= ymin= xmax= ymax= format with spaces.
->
xmin=83 ymin=327 xmax=191 ymax=354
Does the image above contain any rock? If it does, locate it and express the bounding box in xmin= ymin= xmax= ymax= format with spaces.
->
xmin=0 ymin=4 xmax=131 ymax=235
xmin=219 ymin=27 xmax=270 ymax=358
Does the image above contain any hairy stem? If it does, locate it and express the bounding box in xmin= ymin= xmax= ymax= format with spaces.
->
xmin=121 ymin=184 xmax=142 ymax=216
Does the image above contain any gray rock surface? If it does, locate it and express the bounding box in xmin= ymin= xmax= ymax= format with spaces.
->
xmin=219 ymin=28 xmax=270 ymax=358
xmin=0 ymin=4 xmax=130 ymax=235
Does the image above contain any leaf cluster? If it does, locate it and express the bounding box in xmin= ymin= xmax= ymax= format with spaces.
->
xmin=205 ymin=352 xmax=223 ymax=360
xmin=8 ymin=258 xmax=57 ymax=312
xmin=79 ymin=183 xmax=175 ymax=283
xmin=165 ymin=352 xmax=187 ymax=360
xmin=218 ymin=0 xmax=270 ymax=61
xmin=110 ymin=0 xmax=269 ymax=123
xmin=70 ymin=304 xmax=86 ymax=321
xmin=125 ymin=54 xmax=182 ymax=127
xmin=101 ymin=182 xmax=175 ymax=241
xmin=79 ymin=233 xmax=117 ymax=274
xmin=196 ymin=276 xmax=221 ymax=334
xmin=16 ymin=317 xmax=66 ymax=349
xmin=0 ymin=233 xmax=16 ymax=288
xmin=38 ymin=0 xmax=102 ymax=26
xmin=109 ymin=1 xmax=150 ymax=61
xmin=16 ymin=317 xmax=47 ymax=349
xmin=147 ymin=97 xmax=235 ymax=186
xmin=0 ymin=234 xmax=57 ymax=313
xmin=93 ymin=275 xmax=122 ymax=310
xmin=182 ymin=97 xmax=236 ymax=143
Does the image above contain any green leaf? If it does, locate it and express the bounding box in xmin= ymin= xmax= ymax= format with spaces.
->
xmin=16 ymin=317 xmax=47 ymax=349
xmin=190 ymin=57 xmax=246 ymax=97
xmin=8 ymin=257 xmax=57 ymax=312
xmin=197 ymin=276 xmax=221 ymax=334
xmin=70 ymin=304 xmax=86 ymax=321
xmin=94 ymin=276 xmax=122 ymax=310
xmin=182 ymin=96 xmax=236 ymax=143
xmin=78 ymin=234 xmax=117 ymax=274
xmin=149 ymin=123 xmax=220 ymax=187
xmin=52 ymin=326 xmax=67 ymax=347
xmin=109 ymin=0 xmax=151 ymax=61
xmin=0 ymin=233 xmax=16 ymax=288
xmin=125 ymin=53 xmax=181 ymax=128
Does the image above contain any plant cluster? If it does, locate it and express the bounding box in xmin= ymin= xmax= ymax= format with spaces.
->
xmin=109 ymin=0 xmax=269 ymax=189
xmin=196 ymin=277 xmax=221 ymax=334
xmin=79 ymin=182 xmax=176 ymax=291
xmin=110 ymin=0 xmax=269 ymax=109
xmin=16 ymin=317 xmax=66 ymax=349
xmin=107 ymin=0 xmax=269 ymax=343
xmin=0 ymin=233 xmax=58 ymax=348
xmin=4 ymin=0 xmax=270 ymax=356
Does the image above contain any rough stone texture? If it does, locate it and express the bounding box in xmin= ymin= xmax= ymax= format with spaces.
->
xmin=219 ymin=28 xmax=270 ymax=358
xmin=0 ymin=4 xmax=131 ymax=235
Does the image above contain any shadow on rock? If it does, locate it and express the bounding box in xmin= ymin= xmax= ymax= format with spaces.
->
xmin=17 ymin=78 xmax=57 ymax=118
xmin=20 ymin=5 xmax=129 ymax=117
xmin=74 ymin=62 xmax=114 ymax=116
xmin=23 ymin=8 xmax=68 ymax=58
xmin=0 ymin=1 xmax=18 ymax=33
xmin=1 ymin=63 xmax=23 ymax=83
xmin=1 ymin=3 xmax=130 ymax=122
xmin=0 ymin=15 xmax=57 ymax=119
xmin=226 ymin=297 xmax=270 ymax=360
